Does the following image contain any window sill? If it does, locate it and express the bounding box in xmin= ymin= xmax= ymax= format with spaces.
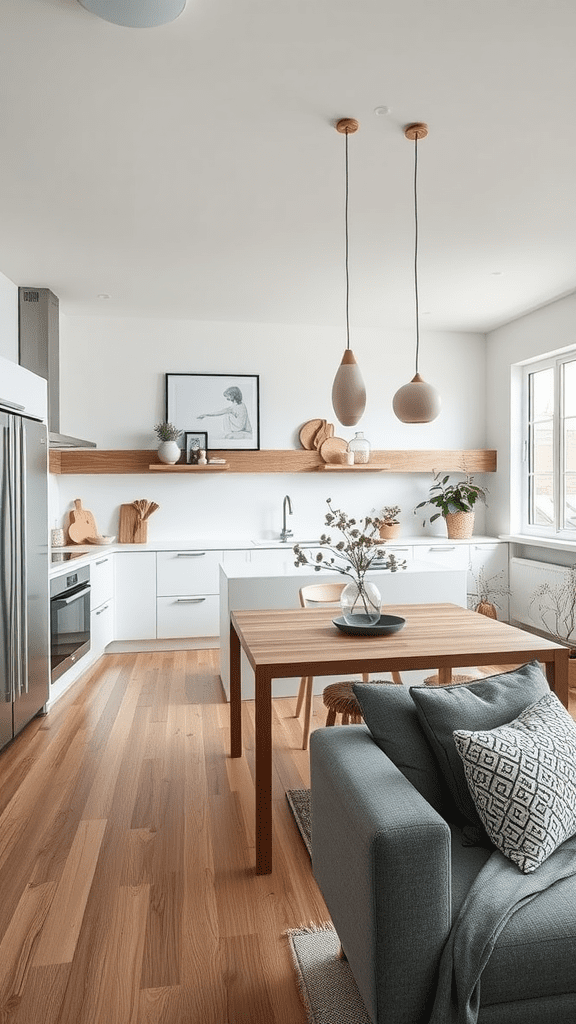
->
xmin=501 ymin=534 xmax=576 ymax=554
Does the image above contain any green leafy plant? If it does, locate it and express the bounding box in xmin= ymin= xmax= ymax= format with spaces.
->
xmin=414 ymin=472 xmax=486 ymax=527
xmin=154 ymin=421 xmax=182 ymax=442
xmin=293 ymin=499 xmax=406 ymax=592
xmin=529 ymin=565 xmax=576 ymax=647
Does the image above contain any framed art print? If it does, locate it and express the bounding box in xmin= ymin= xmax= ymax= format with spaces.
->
xmin=184 ymin=431 xmax=208 ymax=463
xmin=166 ymin=373 xmax=260 ymax=451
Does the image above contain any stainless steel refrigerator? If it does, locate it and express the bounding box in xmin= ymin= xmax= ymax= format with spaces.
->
xmin=0 ymin=401 xmax=49 ymax=751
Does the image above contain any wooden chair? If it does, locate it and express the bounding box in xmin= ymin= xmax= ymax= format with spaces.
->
xmin=295 ymin=583 xmax=403 ymax=749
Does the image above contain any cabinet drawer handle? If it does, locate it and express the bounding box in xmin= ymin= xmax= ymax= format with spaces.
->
xmin=393 ymin=547 xmax=411 ymax=552
xmin=96 ymin=558 xmax=109 ymax=566
xmin=95 ymin=604 xmax=109 ymax=615
xmin=428 ymin=546 xmax=456 ymax=551
xmin=176 ymin=552 xmax=206 ymax=557
xmin=175 ymin=597 xmax=207 ymax=603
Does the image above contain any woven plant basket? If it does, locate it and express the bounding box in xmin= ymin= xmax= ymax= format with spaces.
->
xmin=445 ymin=511 xmax=475 ymax=539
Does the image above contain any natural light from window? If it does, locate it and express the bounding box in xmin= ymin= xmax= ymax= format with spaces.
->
xmin=525 ymin=354 xmax=576 ymax=536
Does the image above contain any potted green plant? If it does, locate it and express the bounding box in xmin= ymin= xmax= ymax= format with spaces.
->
xmin=154 ymin=422 xmax=183 ymax=465
xmin=414 ymin=472 xmax=486 ymax=539
xmin=374 ymin=505 xmax=402 ymax=540
xmin=294 ymin=499 xmax=406 ymax=624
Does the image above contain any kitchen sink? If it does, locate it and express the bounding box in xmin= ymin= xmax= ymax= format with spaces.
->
xmin=251 ymin=538 xmax=318 ymax=547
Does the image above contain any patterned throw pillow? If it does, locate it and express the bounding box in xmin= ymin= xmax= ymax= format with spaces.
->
xmin=453 ymin=692 xmax=576 ymax=873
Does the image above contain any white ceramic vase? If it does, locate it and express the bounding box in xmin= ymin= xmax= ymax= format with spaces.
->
xmin=157 ymin=440 xmax=181 ymax=465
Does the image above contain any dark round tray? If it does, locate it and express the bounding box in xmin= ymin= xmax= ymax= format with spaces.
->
xmin=332 ymin=614 xmax=406 ymax=637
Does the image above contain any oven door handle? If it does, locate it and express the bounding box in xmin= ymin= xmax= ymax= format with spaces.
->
xmin=53 ymin=586 xmax=91 ymax=608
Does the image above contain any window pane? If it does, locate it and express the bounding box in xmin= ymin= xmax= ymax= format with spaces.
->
xmin=564 ymin=361 xmax=576 ymax=417
xmin=531 ymin=474 xmax=554 ymax=525
xmin=565 ymin=417 xmax=576 ymax=472
xmin=564 ymin=475 xmax=576 ymax=530
xmin=530 ymin=367 xmax=554 ymax=420
xmin=532 ymin=422 xmax=554 ymax=473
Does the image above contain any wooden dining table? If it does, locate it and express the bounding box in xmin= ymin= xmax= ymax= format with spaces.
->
xmin=228 ymin=602 xmax=569 ymax=874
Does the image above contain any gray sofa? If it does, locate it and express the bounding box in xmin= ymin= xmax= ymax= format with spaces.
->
xmin=309 ymin=668 xmax=576 ymax=1024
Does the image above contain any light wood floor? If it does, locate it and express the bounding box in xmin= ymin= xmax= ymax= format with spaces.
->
xmin=1 ymin=653 xmax=574 ymax=1024
xmin=0 ymin=649 xmax=329 ymax=1024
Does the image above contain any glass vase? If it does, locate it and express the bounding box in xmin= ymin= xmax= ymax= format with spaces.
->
xmin=340 ymin=580 xmax=381 ymax=626
xmin=347 ymin=431 xmax=371 ymax=464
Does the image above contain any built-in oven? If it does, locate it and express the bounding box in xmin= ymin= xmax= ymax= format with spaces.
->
xmin=50 ymin=564 xmax=91 ymax=682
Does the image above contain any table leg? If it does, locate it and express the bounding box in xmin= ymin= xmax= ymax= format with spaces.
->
xmin=545 ymin=649 xmax=569 ymax=708
xmin=255 ymin=668 xmax=272 ymax=875
xmin=438 ymin=666 xmax=453 ymax=686
xmin=230 ymin=622 xmax=242 ymax=758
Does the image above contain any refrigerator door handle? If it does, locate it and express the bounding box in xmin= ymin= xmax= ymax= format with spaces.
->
xmin=18 ymin=420 xmax=28 ymax=696
xmin=2 ymin=420 xmax=15 ymax=702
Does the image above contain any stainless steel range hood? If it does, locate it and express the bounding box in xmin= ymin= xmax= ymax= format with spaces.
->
xmin=18 ymin=288 xmax=96 ymax=448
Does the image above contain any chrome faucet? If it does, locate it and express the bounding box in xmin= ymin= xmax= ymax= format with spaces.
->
xmin=280 ymin=494 xmax=293 ymax=542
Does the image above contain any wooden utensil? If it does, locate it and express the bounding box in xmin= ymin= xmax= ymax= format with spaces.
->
xmin=299 ymin=419 xmax=324 ymax=450
xmin=319 ymin=436 xmax=348 ymax=463
xmin=313 ymin=420 xmax=335 ymax=451
xmin=118 ymin=499 xmax=160 ymax=543
xmin=67 ymin=499 xmax=99 ymax=544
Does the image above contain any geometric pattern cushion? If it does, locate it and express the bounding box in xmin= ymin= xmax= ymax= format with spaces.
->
xmin=454 ymin=692 xmax=576 ymax=873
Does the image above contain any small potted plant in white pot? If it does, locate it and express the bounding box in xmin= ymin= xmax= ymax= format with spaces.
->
xmin=375 ymin=505 xmax=402 ymax=541
xmin=414 ymin=472 xmax=486 ymax=539
xmin=154 ymin=422 xmax=183 ymax=465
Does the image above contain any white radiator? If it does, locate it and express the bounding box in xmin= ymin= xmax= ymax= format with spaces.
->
xmin=509 ymin=557 xmax=572 ymax=635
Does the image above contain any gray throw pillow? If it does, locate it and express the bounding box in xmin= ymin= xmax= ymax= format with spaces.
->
xmin=409 ymin=662 xmax=551 ymax=828
xmin=454 ymin=692 xmax=576 ymax=873
xmin=352 ymin=682 xmax=446 ymax=814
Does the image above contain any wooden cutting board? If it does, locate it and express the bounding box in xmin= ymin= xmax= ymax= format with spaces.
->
xmin=118 ymin=504 xmax=141 ymax=543
xmin=68 ymin=499 xmax=99 ymax=544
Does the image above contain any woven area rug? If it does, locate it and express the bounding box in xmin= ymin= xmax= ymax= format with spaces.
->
xmin=286 ymin=924 xmax=372 ymax=1024
xmin=286 ymin=788 xmax=312 ymax=856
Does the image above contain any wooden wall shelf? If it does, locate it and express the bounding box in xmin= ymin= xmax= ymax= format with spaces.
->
xmin=148 ymin=463 xmax=229 ymax=472
xmin=49 ymin=448 xmax=497 ymax=475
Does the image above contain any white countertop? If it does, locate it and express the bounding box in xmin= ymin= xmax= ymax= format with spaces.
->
xmin=219 ymin=558 xmax=468 ymax=582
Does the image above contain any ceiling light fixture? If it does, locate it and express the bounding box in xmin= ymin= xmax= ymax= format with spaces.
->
xmin=78 ymin=0 xmax=186 ymax=28
xmin=392 ymin=122 xmax=441 ymax=424
xmin=331 ymin=118 xmax=366 ymax=427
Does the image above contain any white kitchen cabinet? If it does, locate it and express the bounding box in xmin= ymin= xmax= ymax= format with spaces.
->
xmin=417 ymin=543 xmax=471 ymax=569
xmin=90 ymin=553 xmax=114 ymax=611
xmin=114 ymin=552 xmax=156 ymax=640
xmin=91 ymin=598 xmax=114 ymax=654
xmin=156 ymin=549 xmax=223 ymax=639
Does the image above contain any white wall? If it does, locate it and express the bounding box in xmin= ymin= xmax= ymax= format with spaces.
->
xmin=486 ymin=291 xmax=576 ymax=537
xmin=53 ymin=313 xmax=488 ymax=540
xmin=0 ymin=270 xmax=18 ymax=363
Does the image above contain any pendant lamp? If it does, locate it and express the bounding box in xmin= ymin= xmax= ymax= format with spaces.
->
xmin=392 ymin=123 xmax=441 ymax=423
xmin=78 ymin=0 xmax=186 ymax=28
xmin=331 ymin=118 xmax=366 ymax=427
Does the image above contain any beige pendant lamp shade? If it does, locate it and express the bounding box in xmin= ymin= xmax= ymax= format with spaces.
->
xmin=332 ymin=349 xmax=366 ymax=426
xmin=393 ymin=123 xmax=441 ymax=424
xmin=331 ymin=118 xmax=366 ymax=427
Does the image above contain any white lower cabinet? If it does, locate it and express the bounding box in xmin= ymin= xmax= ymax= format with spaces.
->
xmin=91 ymin=598 xmax=114 ymax=654
xmin=156 ymin=550 xmax=223 ymax=638
xmin=114 ymin=552 xmax=157 ymax=640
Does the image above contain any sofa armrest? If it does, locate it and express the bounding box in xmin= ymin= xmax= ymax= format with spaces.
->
xmin=310 ymin=725 xmax=451 ymax=1024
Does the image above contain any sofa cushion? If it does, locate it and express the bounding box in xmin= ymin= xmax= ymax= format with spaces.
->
xmin=352 ymin=682 xmax=446 ymax=814
xmin=453 ymin=691 xmax=576 ymax=873
xmin=409 ymin=662 xmax=550 ymax=828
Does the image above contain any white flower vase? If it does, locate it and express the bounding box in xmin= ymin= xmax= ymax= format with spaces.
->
xmin=157 ymin=440 xmax=181 ymax=465
xmin=340 ymin=580 xmax=381 ymax=626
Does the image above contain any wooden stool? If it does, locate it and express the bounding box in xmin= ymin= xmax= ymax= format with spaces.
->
xmin=322 ymin=678 xmax=401 ymax=727
xmin=424 ymin=673 xmax=478 ymax=687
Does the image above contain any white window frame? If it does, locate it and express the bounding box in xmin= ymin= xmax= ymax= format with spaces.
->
xmin=521 ymin=351 xmax=576 ymax=539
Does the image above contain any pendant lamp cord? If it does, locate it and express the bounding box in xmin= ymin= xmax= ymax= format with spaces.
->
xmin=344 ymin=128 xmax=351 ymax=350
xmin=413 ymin=135 xmax=420 ymax=374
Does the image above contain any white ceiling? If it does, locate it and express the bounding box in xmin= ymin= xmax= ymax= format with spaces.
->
xmin=2 ymin=0 xmax=576 ymax=333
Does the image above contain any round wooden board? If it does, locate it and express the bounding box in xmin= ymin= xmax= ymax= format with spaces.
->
xmin=313 ymin=421 xmax=335 ymax=450
xmin=319 ymin=436 xmax=348 ymax=463
xmin=299 ymin=419 xmax=324 ymax=450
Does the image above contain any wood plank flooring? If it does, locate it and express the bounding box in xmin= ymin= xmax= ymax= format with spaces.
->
xmin=1 ymin=652 xmax=574 ymax=1024
xmin=0 ymin=650 xmax=329 ymax=1024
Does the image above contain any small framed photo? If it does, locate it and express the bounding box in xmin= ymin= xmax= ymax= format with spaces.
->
xmin=184 ymin=431 xmax=208 ymax=464
xmin=166 ymin=373 xmax=260 ymax=451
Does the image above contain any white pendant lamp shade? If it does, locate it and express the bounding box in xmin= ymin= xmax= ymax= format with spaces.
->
xmin=393 ymin=122 xmax=441 ymax=424
xmin=332 ymin=349 xmax=366 ymax=426
xmin=78 ymin=0 xmax=186 ymax=27
xmin=392 ymin=372 xmax=441 ymax=423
